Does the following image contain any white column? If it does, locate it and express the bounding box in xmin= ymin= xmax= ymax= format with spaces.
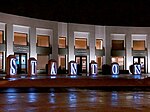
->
xmin=89 ymin=30 xmax=95 ymax=61
xmin=147 ymin=34 xmax=150 ymax=73
xmin=29 ymin=27 xmax=37 ymax=59
xmin=68 ymin=24 xmax=74 ymax=62
xmin=125 ymin=33 xmax=132 ymax=70
xmin=6 ymin=23 xmax=13 ymax=56
xmin=104 ymin=28 xmax=111 ymax=65
xmin=52 ymin=24 xmax=58 ymax=62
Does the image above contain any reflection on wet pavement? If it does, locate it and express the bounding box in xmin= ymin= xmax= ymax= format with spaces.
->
xmin=0 ymin=88 xmax=149 ymax=112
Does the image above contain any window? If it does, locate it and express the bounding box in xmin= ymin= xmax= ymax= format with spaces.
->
xmin=96 ymin=56 xmax=102 ymax=69
xmin=14 ymin=32 xmax=28 ymax=45
xmin=112 ymin=40 xmax=124 ymax=50
xmin=96 ymin=39 xmax=103 ymax=49
xmin=59 ymin=37 xmax=66 ymax=48
xmin=37 ymin=54 xmax=49 ymax=70
xmin=0 ymin=52 xmax=3 ymax=70
xmin=58 ymin=56 xmax=66 ymax=69
xmin=75 ymin=38 xmax=87 ymax=49
xmin=133 ymin=40 xmax=145 ymax=50
xmin=112 ymin=57 xmax=124 ymax=70
xmin=37 ymin=35 xmax=49 ymax=47
xmin=0 ymin=31 xmax=4 ymax=44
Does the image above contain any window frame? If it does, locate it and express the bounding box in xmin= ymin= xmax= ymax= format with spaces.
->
xmin=37 ymin=35 xmax=50 ymax=47
xmin=59 ymin=37 xmax=66 ymax=48
xmin=0 ymin=52 xmax=3 ymax=70
xmin=112 ymin=40 xmax=124 ymax=50
xmin=14 ymin=32 xmax=28 ymax=46
xmin=96 ymin=39 xmax=103 ymax=50
xmin=75 ymin=38 xmax=87 ymax=49
xmin=0 ymin=30 xmax=4 ymax=44
xmin=133 ymin=40 xmax=145 ymax=50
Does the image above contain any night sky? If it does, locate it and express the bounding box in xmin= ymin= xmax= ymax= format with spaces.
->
xmin=0 ymin=0 xmax=150 ymax=27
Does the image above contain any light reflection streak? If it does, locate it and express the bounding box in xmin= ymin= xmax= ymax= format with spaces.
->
xmin=112 ymin=75 xmax=119 ymax=78
xmin=111 ymin=91 xmax=118 ymax=106
xmin=68 ymin=92 xmax=77 ymax=107
xmin=49 ymin=93 xmax=56 ymax=104
xmin=50 ymin=76 xmax=56 ymax=79
xmin=6 ymin=93 xmax=17 ymax=102
xmin=27 ymin=93 xmax=37 ymax=103
xmin=70 ymin=75 xmax=77 ymax=78
xmin=133 ymin=75 xmax=141 ymax=79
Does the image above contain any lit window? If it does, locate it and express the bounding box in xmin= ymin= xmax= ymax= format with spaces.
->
xmin=112 ymin=57 xmax=124 ymax=70
xmin=14 ymin=32 xmax=27 ymax=45
xmin=96 ymin=56 xmax=102 ymax=69
xmin=58 ymin=56 xmax=66 ymax=69
xmin=133 ymin=40 xmax=145 ymax=50
xmin=37 ymin=54 xmax=49 ymax=70
xmin=75 ymin=38 xmax=87 ymax=49
xmin=59 ymin=37 xmax=66 ymax=48
xmin=0 ymin=52 xmax=3 ymax=70
xmin=112 ymin=40 xmax=124 ymax=50
xmin=96 ymin=39 xmax=103 ymax=49
xmin=37 ymin=35 xmax=49 ymax=47
xmin=0 ymin=31 xmax=4 ymax=44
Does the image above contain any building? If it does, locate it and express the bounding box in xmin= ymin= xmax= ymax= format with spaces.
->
xmin=0 ymin=12 xmax=149 ymax=74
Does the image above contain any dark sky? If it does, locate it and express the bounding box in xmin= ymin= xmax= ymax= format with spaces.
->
xmin=0 ymin=0 xmax=150 ymax=27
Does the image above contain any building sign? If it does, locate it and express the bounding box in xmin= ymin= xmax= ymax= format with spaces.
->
xmin=48 ymin=59 xmax=57 ymax=75
xmin=89 ymin=61 xmax=97 ymax=75
xmin=75 ymin=49 xmax=89 ymax=55
xmin=28 ymin=58 xmax=37 ymax=77
xmin=68 ymin=61 xmax=77 ymax=75
xmin=111 ymin=63 xmax=119 ymax=75
xmin=134 ymin=64 xmax=141 ymax=75
xmin=6 ymin=55 xmax=17 ymax=77
xmin=14 ymin=45 xmax=29 ymax=53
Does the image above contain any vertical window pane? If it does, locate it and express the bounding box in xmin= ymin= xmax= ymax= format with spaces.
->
xmin=96 ymin=39 xmax=103 ymax=49
xmin=14 ymin=32 xmax=27 ymax=45
xmin=0 ymin=31 xmax=3 ymax=44
xmin=58 ymin=56 xmax=65 ymax=69
xmin=96 ymin=56 xmax=102 ymax=69
xmin=59 ymin=37 xmax=66 ymax=48
xmin=37 ymin=55 xmax=49 ymax=70
xmin=133 ymin=40 xmax=145 ymax=50
xmin=75 ymin=38 xmax=87 ymax=49
xmin=112 ymin=40 xmax=124 ymax=50
xmin=37 ymin=35 xmax=49 ymax=47
xmin=112 ymin=57 xmax=124 ymax=70
xmin=0 ymin=52 xmax=3 ymax=70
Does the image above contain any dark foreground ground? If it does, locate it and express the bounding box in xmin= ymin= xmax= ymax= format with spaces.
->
xmin=0 ymin=74 xmax=149 ymax=112
xmin=0 ymin=88 xmax=149 ymax=112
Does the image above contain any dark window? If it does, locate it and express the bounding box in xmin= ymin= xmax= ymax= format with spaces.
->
xmin=112 ymin=40 xmax=124 ymax=50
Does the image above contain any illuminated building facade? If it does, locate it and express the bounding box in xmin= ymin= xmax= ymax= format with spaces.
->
xmin=0 ymin=12 xmax=149 ymax=74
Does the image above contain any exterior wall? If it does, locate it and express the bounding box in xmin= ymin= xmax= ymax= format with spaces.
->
xmin=1 ymin=12 xmax=150 ymax=73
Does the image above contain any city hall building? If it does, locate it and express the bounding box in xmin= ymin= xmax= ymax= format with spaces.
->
xmin=0 ymin=12 xmax=150 ymax=75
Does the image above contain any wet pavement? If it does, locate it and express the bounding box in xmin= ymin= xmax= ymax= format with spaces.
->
xmin=0 ymin=88 xmax=149 ymax=112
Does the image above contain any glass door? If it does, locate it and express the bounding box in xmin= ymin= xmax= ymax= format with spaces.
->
xmin=75 ymin=56 xmax=87 ymax=74
xmin=15 ymin=53 xmax=27 ymax=74
xmin=133 ymin=57 xmax=145 ymax=73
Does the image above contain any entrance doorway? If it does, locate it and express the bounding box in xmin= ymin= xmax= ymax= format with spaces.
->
xmin=75 ymin=56 xmax=87 ymax=74
xmin=133 ymin=57 xmax=145 ymax=73
xmin=14 ymin=53 xmax=27 ymax=74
